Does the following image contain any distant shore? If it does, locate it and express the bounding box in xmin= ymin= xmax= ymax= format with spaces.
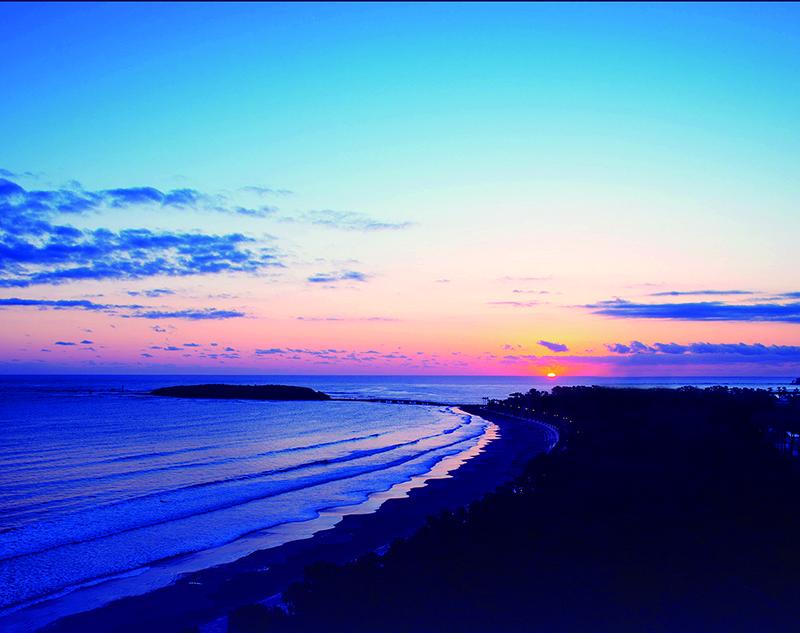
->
xmin=150 ymin=383 xmax=331 ymax=401
xmin=44 ymin=407 xmax=557 ymax=633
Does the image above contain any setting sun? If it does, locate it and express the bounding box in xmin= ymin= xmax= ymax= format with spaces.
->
xmin=547 ymin=372 xmax=557 ymax=378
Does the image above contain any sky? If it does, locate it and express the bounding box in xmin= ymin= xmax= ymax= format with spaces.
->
xmin=1 ymin=2 xmax=799 ymax=376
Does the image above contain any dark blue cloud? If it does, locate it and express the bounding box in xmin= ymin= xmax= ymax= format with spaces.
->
xmin=0 ymin=297 xmax=110 ymax=310
xmin=605 ymin=341 xmax=651 ymax=353
xmin=14 ymin=180 xmax=274 ymax=217
xmin=538 ymin=340 xmax=569 ymax=353
xmin=652 ymin=342 xmax=686 ymax=354
xmin=307 ymin=270 xmax=369 ymax=283
xmin=605 ymin=341 xmax=800 ymax=356
xmin=255 ymin=348 xmax=284 ymax=355
xmin=0 ymin=178 xmax=26 ymax=197
xmin=0 ymin=219 xmax=280 ymax=287
xmin=685 ymin=342 xmax=800 ymax=356
xmin=54 ymin=341 xmax=76 ymax=346
xmin=588 ymin=298 xmax=800 ymax=323
xmin=549 ymin=349 xmax=800 ymax=370
xmin=0 ymin=176 xmax=283 ymax=287
xmin=103 ymin=186 xmax=169 ymax=207
xmin=1 ymin=177 xmax=216 ymax=216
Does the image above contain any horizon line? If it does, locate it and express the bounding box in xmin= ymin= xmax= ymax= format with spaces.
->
xmin=0 ymin=372 xmax=795 ymax=379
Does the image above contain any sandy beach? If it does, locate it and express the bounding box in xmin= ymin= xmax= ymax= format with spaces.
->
xmin=41 ymin=407 xmax=556 ymax=633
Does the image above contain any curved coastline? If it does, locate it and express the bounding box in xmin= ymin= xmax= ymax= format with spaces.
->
xmin=1 ymin=406 xmax=482 ymax=631
xmin=31 ymin=406 xmax=557 ymax=633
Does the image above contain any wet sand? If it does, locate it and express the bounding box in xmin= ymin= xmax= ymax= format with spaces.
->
xmin=43 ymin=407 xmax=556 ymax=633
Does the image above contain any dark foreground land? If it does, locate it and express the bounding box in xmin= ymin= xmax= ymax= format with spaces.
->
xmin=150 ymin=384 xmax=331 ymax=401
xmin=229 ymin=386 xmax=800 ymax=633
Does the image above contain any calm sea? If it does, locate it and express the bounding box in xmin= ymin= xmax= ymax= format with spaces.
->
xmin=0 ymin=374 xmax=793 ymax=631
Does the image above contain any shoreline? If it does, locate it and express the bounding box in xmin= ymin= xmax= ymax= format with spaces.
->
xmin=4 ymin=406 xmax=492 ymax=632
xmin=39 ymin=407 xmax=556 ymax=633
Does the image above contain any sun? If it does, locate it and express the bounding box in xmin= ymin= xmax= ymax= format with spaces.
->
xmin=546 ymin=371 xmax=557 ymax=378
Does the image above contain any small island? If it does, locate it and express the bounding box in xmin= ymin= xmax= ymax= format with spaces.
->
xmin=792 ymin=378 xmax=800 ymax=385
xmin=150 ymin=384 xmax=331 ymax=401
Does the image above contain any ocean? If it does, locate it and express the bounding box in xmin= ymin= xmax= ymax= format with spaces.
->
xmin=0 ymin=374 xmax=793 ymax=631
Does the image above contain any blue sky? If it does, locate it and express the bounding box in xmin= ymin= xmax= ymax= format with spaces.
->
xmin=4 ymin=3 xmax=799 ymax=192
xmin=1 ymin=3 xmax=799 ymax=374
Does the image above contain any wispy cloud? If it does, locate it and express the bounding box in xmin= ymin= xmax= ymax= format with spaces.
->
xmin=295 ymin=315 xmax=398 ymax=322
xmin=588 ymin=298 xmax=800 ymax=323
xmin=0 ymin=168 xmax=39 ymax=180
xmin=648 ymin=289 xmax=755 ymax=297
xmin=239 ymin=185 xmax=294 ymax=197
xmin=0 ymin=297 xmax=245 ymax=320
xmin=295 ymin=210 xmax=412 ymax=232
xmin=488 ymin=300 xmax=540 ymax=308
xmin=253 ymin=347 xmax=416 ymax=364
xmin=307 ymin=270 xmax=370 ymax=283
xmin=500 ymin=354 xmax=539 ymax=362
xmin=127 ymin=288 xmax=175 ymax=298
xmin=501 ymin=275 xmax=552 ymax=282
xmin=230 ymin=205 xmax=278 ymax=218
xmin=127 ymin=309 xmax=245 ymax=320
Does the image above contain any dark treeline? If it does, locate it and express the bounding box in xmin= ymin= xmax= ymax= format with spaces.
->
xmin=227 ymin=387 xmax=800 ymax=633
